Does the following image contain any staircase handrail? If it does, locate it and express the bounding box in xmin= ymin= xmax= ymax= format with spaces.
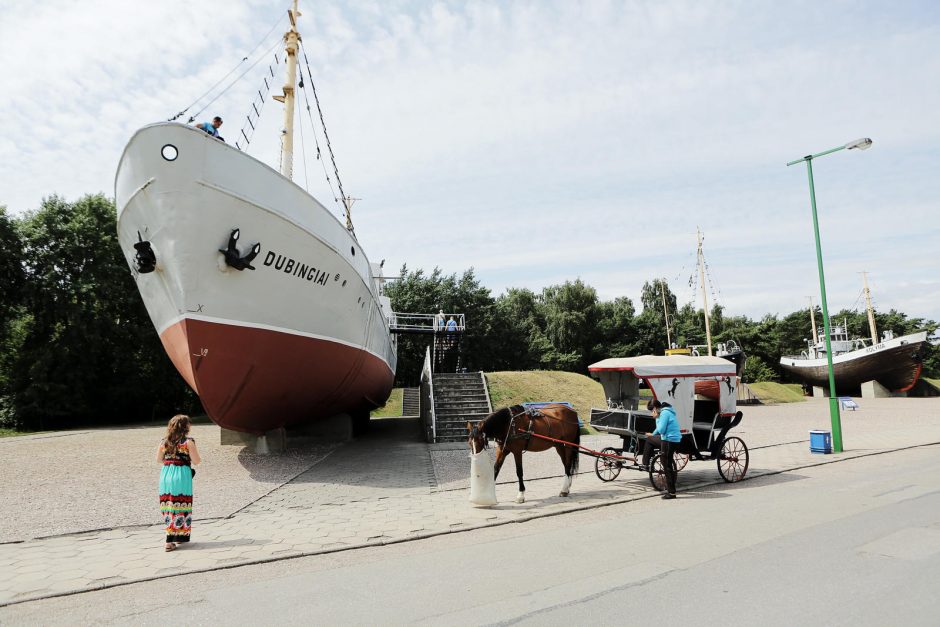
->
xmin=479 ymin=371 xmax=493 ymax=413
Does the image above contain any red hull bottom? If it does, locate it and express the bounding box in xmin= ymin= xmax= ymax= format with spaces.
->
xmin=160 ymin=319 xmax=394 ymax=434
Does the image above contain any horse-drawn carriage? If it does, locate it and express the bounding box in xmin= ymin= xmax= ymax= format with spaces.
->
xmin=466 ymin=355 xmax=749 ymax=503
xmin=588 ymin=355 xmax=749 ymax=488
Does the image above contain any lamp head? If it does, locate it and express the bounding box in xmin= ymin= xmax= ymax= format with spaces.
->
xmin=845 ymin=137 xmax=873 ymax=151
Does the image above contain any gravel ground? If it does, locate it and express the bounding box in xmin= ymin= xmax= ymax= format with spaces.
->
xmin=0 ymin=423 xmax=336 ymax=543
xmin=430 ymin=397 xmax=940 ymax=491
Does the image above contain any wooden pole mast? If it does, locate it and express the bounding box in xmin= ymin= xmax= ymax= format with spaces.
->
xmin=275 ymin=0 xmax=301 ymax=179
xmin=808 ymin=295 xmax=819 ymax=345
xmin=862 ymin=271 xmax=878 ymax=344
xmin=697 ymin=227 xmax=713 ymax=356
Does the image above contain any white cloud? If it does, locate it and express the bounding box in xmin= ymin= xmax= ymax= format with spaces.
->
xmin=2 ymin=0 xmax=938 ymax=324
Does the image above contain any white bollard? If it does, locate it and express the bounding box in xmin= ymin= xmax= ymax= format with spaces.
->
xmin=468 ymin=449 xmax=497 ymax=507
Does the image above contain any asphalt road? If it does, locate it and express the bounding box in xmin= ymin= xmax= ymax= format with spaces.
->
xmin=3 ymin=445 xmax=938 ymax=626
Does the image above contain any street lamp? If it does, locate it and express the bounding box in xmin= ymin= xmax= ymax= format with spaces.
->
xmin=787 ymin=137 xmax=872 ymax=453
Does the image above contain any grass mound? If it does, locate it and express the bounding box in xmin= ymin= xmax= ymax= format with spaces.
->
xmin=748 ymin=382 xmax=807 ymax=404
xmin=371 ymin=388 xmax=403 ymax=417
xmin=484 ymin=370 xmax=606 ymax=421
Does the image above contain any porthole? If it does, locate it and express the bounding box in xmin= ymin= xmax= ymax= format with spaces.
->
xmin=342 ymin=280 xmax=347 ymax=287
xmin=350 ymin=246 xmax=355 ymax=256
xmin=161 ymin=144 xmax=178 ymax=161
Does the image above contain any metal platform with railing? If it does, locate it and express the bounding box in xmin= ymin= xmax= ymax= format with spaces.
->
xmin=388 ymin=312 xmax=466 ymax=374
xmin=388 ymin=312 xmax=465 ymax=335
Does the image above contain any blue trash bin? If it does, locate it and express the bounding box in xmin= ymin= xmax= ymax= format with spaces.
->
xmin=809 ymin=430 xmax=832 ymax=454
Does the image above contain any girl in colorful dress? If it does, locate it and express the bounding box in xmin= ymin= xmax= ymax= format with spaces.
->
xmin=157 ymin=414 xmax=201 ymax=551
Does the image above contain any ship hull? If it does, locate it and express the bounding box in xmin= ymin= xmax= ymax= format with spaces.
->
xmin=115 ymin=123 xmax=396 ymax=433
xmin=779 ymin=331 xmax=927 ymax=394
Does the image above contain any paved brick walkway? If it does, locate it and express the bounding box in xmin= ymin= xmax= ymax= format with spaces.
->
xmin=1 ymin=398 xmax=938 ymax=606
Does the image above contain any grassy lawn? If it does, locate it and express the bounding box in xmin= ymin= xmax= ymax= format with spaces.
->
xmin=485 ymin=370 xmax=606 ymax=432
xmin=748 ymin=381 xmax=807 ymax=404
xmin=0 ymin=428 xmax=33 ymax=438
xmin=371 ymin=388 xmax=404 ymax=418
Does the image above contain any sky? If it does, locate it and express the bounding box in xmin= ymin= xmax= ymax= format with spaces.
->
xmin=1 ymin=0 xmax=939 ymax=326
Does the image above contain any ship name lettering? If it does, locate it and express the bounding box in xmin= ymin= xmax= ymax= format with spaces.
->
xmin=262 ymin=251 xmax=334 ymax=286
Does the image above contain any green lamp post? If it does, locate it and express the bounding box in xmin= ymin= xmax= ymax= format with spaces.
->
xmin=787 ymin=137 xmax=872 ymax=453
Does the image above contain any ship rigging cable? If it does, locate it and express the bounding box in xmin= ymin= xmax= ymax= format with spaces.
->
xmin=168 ymin=12 xmax=287 ymax=123
xmin=299 ymin=40 xmax=352 ymax=232
xmin=189 ymin=37 xmax=283 ymax=125
xmin=297 ymin=86 xmax=310 ymax=191
xmin=297 ymin=61 xmax=340 ymax=207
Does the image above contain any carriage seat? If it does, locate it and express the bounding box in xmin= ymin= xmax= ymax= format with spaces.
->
xmin=693 ymin=412 xmax=739 ymax=432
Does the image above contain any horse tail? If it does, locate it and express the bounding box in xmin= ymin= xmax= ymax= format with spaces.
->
xmin=570 ymin=414 xmax=580 ymax=475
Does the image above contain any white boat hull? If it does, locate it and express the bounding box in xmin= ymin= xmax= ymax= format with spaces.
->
xmin=115 ymin=123 xmax=396 ymax=433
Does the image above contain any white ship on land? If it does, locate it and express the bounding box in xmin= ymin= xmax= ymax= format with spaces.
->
xmin=115 ymin=2 xmax=395 ymax=434
xmin=780 ymin=326 xmax=927 ymax=394
xmin=779 ymin=275 xmax=927 ymax=395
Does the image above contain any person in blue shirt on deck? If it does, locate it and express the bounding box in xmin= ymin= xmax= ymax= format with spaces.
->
xmin=196 ymin=116 xmax=224 ymax=140
xmin=641 ymin=399 xmax=681 ymax=499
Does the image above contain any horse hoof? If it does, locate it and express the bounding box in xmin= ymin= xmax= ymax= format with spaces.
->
xmin=515 ymin=494 xmax=525 ymax=504
xmin=559 ymin=491 xmax=569 ymax=497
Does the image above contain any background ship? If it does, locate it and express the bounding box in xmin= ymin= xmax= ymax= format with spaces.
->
xmin=115 ymin=2 xmax=396 ymax=434
xmin=779 ymin=275 xmax=927 ymax=395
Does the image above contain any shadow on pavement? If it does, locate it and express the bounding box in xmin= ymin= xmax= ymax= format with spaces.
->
xmin=284 ymin=416 xmax=436 ymax=490
xmin=184 ymin=539 xmax=261 ymax=551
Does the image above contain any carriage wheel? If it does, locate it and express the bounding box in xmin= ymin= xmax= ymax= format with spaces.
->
xmin=674 ymin=452 xmax=690 ymax=472
xmin=717 ymin=436 xmax=749 ymax=483
xmin=595 ymin=447 xmax=622 ymax=482
xmin=648 ymin=453 xmax=667 ymax=491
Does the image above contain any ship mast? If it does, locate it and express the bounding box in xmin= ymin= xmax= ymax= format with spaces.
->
xmin=274 ymin=0 xmax=301 ymax=179
xmin=861 ymin=271 xmax=878 ymax=343
xmin=697 ymin=227 xmax=713 ymax=356
xmin=661 ymin=281 xmax=673 ymax=348
xmin=808 ymin=295 xmax=819 ymax=345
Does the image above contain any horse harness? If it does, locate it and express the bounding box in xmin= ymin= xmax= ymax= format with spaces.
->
xmin=502 ymin=407 xmax=553 ymax=452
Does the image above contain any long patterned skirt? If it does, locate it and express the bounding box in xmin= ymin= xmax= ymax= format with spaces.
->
xmin=159 ymin=464 xmax=193 ymax=543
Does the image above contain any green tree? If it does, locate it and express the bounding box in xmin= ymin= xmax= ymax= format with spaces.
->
xmin=490 ymin=288 xmax=546 ymax=370
xmin=384 ymin=266 xmax=497 ymax=384
xmin=0 ymin=207 xmax=24 ymax=330
xmin=593 ymin=296 xmax=640 ymax=359
xmin=742 ymin=355 xmax=776 ymax=383
xmin=540 ymin=279 xmax=598 ymax=371
xmin=5 ymin=194 xmax=194 ymax=429
xmin=0 ymin=207 xmax=26 ymax=423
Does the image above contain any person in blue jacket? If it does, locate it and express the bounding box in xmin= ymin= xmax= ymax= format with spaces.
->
xmin=196 ymin=116 xmax=224 ymax=141
xmin=641 ymin=399 xmax=681 ymax=499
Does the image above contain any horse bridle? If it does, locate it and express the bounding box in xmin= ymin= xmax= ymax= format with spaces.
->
xmin=469 ymin=423 xmax=488 ymax=453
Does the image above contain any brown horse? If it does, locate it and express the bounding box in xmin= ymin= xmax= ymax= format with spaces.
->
xmin=467 ymin=404 xmax=580 ymax=503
